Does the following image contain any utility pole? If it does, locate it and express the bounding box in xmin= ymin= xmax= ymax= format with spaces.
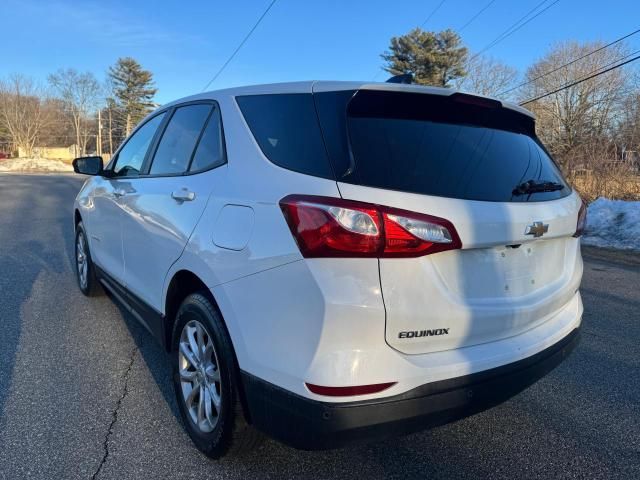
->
xmin=108 ymin=105 xmax=113 ymax=156
xmin=97 ymin=109 xmax=102 ymax=157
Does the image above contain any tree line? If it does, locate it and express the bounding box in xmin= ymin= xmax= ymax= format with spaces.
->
xmin=1 ymin=28 xmax=638 ymax=200
xmin=0 ymin=57 xmax=156 ymax=158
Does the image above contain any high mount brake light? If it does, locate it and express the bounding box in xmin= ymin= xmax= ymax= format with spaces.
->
xmin=279 ymin=195 xmax=462 ymax=258
xmin=573 ymin=199 xmax=587 ymax=238
xmin=450 ymin=92 xmax=501 ymax=109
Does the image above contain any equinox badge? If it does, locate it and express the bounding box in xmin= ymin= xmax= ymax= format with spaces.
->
xmin=399 ymin=329 xmax=449 ymax=338
xmin=525 ymin=221 xmax=549 ymax=238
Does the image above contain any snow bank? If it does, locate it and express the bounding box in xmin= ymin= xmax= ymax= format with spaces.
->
xmin=582 ymin=197 xmax=640 ymax=251
xmin=0 ymin=157 xmax=74 ymax=173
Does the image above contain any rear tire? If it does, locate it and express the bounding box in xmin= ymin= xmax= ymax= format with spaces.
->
xmin=171 ymin=293 xmax=262 ymax=458
xmin=75 ymin=222 xmax=101 ymax=296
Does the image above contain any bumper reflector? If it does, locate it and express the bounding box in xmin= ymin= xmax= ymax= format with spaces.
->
xmin=305 ymin=382 xmax=396 ymax=397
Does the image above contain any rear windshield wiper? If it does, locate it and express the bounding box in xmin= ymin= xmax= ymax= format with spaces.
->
xmin=512 ymin=180 xmax=564 ymax=196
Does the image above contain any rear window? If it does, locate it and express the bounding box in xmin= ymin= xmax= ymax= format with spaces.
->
xmin=236 ymin=94 xmax=334 ymax=179
xmin=315 ymin=89 xmax=570 ymax=203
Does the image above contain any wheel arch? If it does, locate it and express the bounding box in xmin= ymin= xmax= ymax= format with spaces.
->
xmin=74 ymin=209 xmax=82 ymax=229
xmin=163 ymin=269 xmax=253 ymax=423
xmin=164 ymin=270 xmax=213 ymax=350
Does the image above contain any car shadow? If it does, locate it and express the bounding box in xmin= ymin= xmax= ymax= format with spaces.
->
xmin=0 ymin=240 xmax=52 ymax=417
xmin=0 ymin=175 xmax=72 ymax=420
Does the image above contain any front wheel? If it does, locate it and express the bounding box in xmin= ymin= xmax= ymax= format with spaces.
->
xmin=171 ymin=293 xmax=262 ymax=458
xmin=75 ymin=222 xmax=101 ymax=296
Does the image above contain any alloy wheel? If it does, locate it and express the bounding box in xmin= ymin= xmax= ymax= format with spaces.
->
xmin=76 ymin=231 xmax=88 ymax=289
xmin=178 ymin=320 xmax=222 ymax=433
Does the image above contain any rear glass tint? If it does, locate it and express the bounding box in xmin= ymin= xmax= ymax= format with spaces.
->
xmin=316 ymin=90 xmax=570 ymax=202
xmin=236 ymin=94 xmax=334 ymax=179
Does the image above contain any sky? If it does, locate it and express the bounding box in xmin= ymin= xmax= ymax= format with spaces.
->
xmin=0 ymin=0 xmax=638 ymax=104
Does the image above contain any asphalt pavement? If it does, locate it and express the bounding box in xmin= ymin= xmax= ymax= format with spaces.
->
xmin=0 ymin=174 xmax=638 ymax=480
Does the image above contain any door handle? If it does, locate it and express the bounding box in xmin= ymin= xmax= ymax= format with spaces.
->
xmin=171 ymin=189 xmax=196 ymax=202
xmin=113 ymin=188 xmax=128 ymax=197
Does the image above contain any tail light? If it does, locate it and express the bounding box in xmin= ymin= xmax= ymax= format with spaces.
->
xmin=573 ymin=199 xmax=587 ymax=237
xmin=279 ymin=195 xmax=462 ymax=258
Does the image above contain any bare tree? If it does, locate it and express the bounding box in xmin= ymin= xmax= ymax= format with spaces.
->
xmin=48 ymin=68 xmax=102 ymax=156
xmin=520 ymin=41 xmax=632 ymax=165
xmin=456 ymin=55 xmax=519 ymax=99
xmin=37 ymin=97 xmax=74 ymax=148
xmin=617 ymin=89 xmax=640 ymax=156
xmin=0 ymin=75 xmax=52 ymax=157
xmin=518 ymin=41 xmax=640 ymax=201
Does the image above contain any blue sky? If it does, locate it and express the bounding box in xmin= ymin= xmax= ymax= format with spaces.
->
xmin=1 ymin=0 xmax=638 ymax=104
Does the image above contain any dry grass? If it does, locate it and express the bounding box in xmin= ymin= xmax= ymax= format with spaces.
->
xmin=569 ymin=171 xmax=640 ymax=202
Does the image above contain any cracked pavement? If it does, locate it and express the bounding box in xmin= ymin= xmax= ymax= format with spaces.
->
xmin=0 ymin=174 xmax=639 ymax=480
xmin=91 ymin=348 xmax=137 ymax=480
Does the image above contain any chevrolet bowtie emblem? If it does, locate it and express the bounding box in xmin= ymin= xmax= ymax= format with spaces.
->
xmin=525 ymin=221 xmax=549 ymax=238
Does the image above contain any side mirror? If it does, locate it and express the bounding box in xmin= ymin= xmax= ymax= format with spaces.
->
xmin=72 ymin=156 xmax=104 ymax=176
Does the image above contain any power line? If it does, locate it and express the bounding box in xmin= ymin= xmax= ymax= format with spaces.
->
xmin=523 ymin=47 xmax=640 ymax=98
xmin=469 ymin=0 xmax=560 ymax=62
xmin=471 ymin=0 xmax=559 ymax=61
xmin=520 ymin=52 xmax=640 ymax=105
xmin=420 ymin=0 xmax=447 ymax=28
xmin=458 ymin=0 xmax=497 ymax=32
xmin=499 ymin=27 xmax=640 ymax=95
xmin=201 ymin=0 xmax=277 ymax=91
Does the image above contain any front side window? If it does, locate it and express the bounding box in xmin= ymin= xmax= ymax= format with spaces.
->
xmin=113 ymin=113 xmax=166 ymax=177
xmin=149 ymin=104 xmax=212 ymax=175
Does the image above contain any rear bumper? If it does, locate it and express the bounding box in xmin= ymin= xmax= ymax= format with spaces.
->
xmin=241 ymin=327 xmax=580 ymax=450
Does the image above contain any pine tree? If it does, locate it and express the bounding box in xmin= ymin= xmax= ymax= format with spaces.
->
xmin=107 ymin=57 xmax=157 ymax=136
xmin=381 ymin=28 xmax=468 ymax=87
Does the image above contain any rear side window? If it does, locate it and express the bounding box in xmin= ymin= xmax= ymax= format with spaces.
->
xmin=316 ymin=90 xmax=570 ymax=202
xmin=190 ymin=106 xmax=226 ymax=172
xmin=236 ymin=94 xmax=334 ymax=179
xmin=150 ymin=104 xmax=212 ymax=175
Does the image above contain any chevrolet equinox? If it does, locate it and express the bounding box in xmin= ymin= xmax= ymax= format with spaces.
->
xmin=72 ymin=81 xmax=585 ymax=458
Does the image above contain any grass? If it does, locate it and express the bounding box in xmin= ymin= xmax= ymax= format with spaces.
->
xmin=571 ymin=173 xmax=640 ymax=202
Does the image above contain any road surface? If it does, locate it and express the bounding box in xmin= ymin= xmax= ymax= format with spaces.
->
xmin=0 ymin=174 xmax=638 ymax=479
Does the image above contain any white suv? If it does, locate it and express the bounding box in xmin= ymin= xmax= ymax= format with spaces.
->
xmin=73 ymin=81 xmax=585 ymax=458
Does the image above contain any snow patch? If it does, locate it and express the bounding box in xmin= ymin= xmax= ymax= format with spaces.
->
xmin=582 ymin=197 xmax=640 ymax=251
xmin=0 ymin=157 xmax=74 ymax=173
